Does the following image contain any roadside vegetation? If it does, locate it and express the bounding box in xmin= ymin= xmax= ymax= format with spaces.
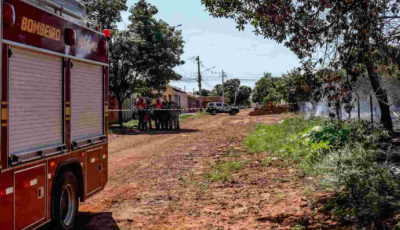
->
xmin=246 ymin=116 xmax=400 ymax=229
xmin=179 ymin=112 xmax=207 ymax=122
xmin=206 ymin=160 xmax=243 ymax=182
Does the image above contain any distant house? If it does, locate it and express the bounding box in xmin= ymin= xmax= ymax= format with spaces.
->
xmin=187 ymin=93 xmax=224 ymax=108
xmin=201 ymin=96 xmax=224 ymax=108
xmin=108 ymin=85 xmax=192 ymax=125
xmin=154 ymin=85 xmax=189 ymax=109
xmin=187 ymin=93 xmax=200 ymax=108
xmin=108 ymin=93 xmax=138 ymax=126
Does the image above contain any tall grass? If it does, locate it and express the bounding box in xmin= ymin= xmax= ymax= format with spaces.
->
xmin=179 ymin=112 xmax=206 ymax=121
xmin=245 ymin=116 xmax=324 ymax=155
xmin=245 ymin=116 xmax=400 ymax=229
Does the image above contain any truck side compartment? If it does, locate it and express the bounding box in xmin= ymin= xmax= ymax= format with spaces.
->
xmin=0 ymin=0 xmax=109 ymax=229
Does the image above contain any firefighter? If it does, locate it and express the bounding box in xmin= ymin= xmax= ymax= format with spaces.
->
xmin=153 ymin=99 xmax=164 ymax=130
xmin=137 ymin=98 xmax=147 ymax=131
xmin=145 ymin=98 xmax=153 ymax=131
xmin=161 ymin=100 xmax=169 ymax=130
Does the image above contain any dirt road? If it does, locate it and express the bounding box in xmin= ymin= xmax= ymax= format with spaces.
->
xmin=52 ymin=111 xmax=346 ymax=230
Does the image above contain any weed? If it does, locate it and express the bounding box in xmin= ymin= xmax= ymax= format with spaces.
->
xmin=245 ymin=116 xmax=324 ymax=159
xmin=207 ymin=160 xmax=243 ymax=182
xmin=291 ymin=225 xmax=306 ymax=230
xmin=262 ymin=157 xmax=273 ymax=167
xmin=123 ymin=119 xmax=139 ymax=128
xmin=179 ymin=112 xmax=206 ymax=121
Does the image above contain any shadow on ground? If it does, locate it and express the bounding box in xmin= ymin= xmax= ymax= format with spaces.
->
xmin=38 ymin=212 xmax=120 ymax=230
xmin=109 ymin=127 xmax=200 ymax=135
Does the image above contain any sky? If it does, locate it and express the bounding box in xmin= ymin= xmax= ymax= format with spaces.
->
xmin=116 ymin=0 xmax=301 ymax=93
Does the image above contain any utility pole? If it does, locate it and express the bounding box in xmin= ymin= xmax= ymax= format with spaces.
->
xmin=221 ymin=70 xmax=225 ymax=103
xmin=234 ymin=84 xmax=239 ymax=106
xmin=196 ymin=56 xmax=202 ymax=108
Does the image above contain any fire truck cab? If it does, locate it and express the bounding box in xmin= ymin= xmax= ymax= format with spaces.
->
xmin=0 ymin=0 xmax=109 ymax=229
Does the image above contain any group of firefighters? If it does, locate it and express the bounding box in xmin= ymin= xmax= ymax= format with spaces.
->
xmin=134 ymin=97 xmax=180 ymax=131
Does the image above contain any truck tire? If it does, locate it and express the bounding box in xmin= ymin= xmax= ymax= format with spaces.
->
xmin=52 ymin=171 xmax=79 ymax=230
xmin=211 ymin=110 xmax=217 ymax=115
xmin=230 ymin=110 xmax=237 ymax=116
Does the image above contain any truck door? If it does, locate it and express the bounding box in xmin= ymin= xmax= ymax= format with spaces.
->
xmin=71 ymin=60 xmax=103 ymax=145
xmin=71 ymin=60 xmax=104 ymax=196
xmin=8 ymin=47 xmax=63 ymax=157
xmin=223 ymin=103 xmax=230 ymax=113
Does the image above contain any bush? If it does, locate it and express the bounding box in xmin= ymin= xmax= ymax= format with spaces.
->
xmin=246 ymin=116 xmax=399 ymax=229
xmin=245 ymin=116 xmax=324 ymax=157
xmin=316 ymin=144 xmax=400 ymax=228
xmin=310 ymin=120 xmax=390 ymax=148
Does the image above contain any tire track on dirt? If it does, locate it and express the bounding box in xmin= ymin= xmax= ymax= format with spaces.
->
xmin=79 ymin=114 xmax=235 ymax=212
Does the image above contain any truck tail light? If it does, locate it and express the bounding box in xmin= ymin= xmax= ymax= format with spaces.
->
xmin=103 ymin=29 xmax=111 ymax=40
xmin=4 ymin=3 xmax=16 ymax=27
xmin=100 ymin=40 xmax=107 ymax=55
xmin=64 ymin=28 xmax=76 ymax=46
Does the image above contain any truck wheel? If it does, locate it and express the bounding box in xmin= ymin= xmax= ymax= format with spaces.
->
xmin=230 ymin=110 xmax=237 ymax=116
xmin=53 ymin=171 xmax=79 ymax=230
xmin=211 ymin=110 xmax=217 ymax=115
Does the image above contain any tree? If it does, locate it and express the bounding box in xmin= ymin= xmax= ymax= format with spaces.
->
xmin=211 ymin=84 xmax=223 ymax=96
xmin=252 ymin=73 xmax=279 ymax=103
xmin=236 ymin=86 xmax=252 ymax=105
xmin=82 ymin=0 xmax=128 ymax=29
xmin=201 ymin=0 xmax=400 ymax=131
xmin=194 ymin=89 xmax=211 ymax=96
xmin=109 ymin=0 xmax=185 ymax=126
xmin=221 ymin=79 xmax=240 ymax=104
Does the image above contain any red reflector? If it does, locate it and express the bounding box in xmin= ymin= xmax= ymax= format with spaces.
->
xmin=0 ymin=190 xmax=5 ymax=197
xmin=4 ymin=3 xmax=16 ymax=27
xmin=103 ymin=29 xmax=111 ymax=38
xmin=50 ymin=161 xmax=55 ymax=167
xmin=99 ymin=40 xmax=107 ymax=55
xmin=64 ymin=28 xmax=76 ymax=46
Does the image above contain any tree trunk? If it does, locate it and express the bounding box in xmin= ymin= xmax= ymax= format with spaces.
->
xmin=364 ymin=59 xmax=393 ymax=131
xmin=117 ymin=99 xmax=123 ymax=127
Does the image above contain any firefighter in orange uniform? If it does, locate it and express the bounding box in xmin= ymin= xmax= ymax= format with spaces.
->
xmin=137 ymin=98 xmax=147 ymax=131
xmin=153 ymin=99 xmax=164 ymax=130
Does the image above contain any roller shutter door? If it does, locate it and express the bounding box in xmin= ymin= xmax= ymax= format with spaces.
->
xmin=9 ymin=47 xmax=63 ymax=155
xmin=71 ymin=61 xmax=103 ymax=141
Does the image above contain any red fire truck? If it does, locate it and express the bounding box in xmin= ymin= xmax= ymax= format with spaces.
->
xmin=0 ymin=0 xmax=109 ymax=229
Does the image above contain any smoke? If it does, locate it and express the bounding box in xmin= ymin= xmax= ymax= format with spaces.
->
xmin=299 ymin=97 xmax=396 ymax=121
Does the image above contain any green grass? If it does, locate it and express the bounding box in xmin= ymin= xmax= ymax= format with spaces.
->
xmin=245 ymin=116 xmax=324 ymax=155
xmin=179 ymin=112 xmax=206 ymax=121
xmin=245 ymin=115 xmax=400 ymax=228
xmin=123 ymin=119 xmax=139 ymax=128
xmin=206 ymin=160 xmax=243 ymax=182
xmin=108 ymin=119 xmax=139 ymax=134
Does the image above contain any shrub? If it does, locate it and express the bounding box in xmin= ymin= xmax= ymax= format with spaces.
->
xmin=245 ymin=116 xmax=324 ymax=157
xmin=315 ymin=144 xmax=400 ymax=228
xmin=246 ymin=116 xmax=398 ymax=228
